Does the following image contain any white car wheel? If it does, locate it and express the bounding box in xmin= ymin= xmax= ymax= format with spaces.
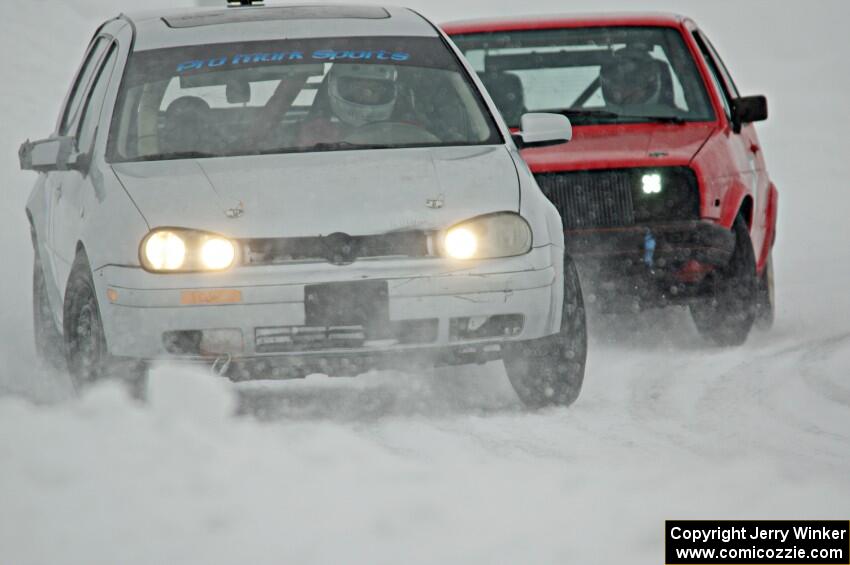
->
xmin=503 ymin=255 xmax=587 ymax=408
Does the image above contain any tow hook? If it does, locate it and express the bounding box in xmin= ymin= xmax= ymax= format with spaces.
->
xmin=644 ymin=229 xmax=656 ymax=269
xmin=211 ymin=353 xmax=232 ymax=376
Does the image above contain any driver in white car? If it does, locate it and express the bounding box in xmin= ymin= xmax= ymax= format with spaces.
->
xmin=293 ymin=64 xmax=400 ymax=147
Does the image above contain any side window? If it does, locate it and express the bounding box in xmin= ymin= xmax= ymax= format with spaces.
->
xmin=693 ymin=32 xmax=734 ymax=119
xmin=700 ymin=32 xmax=741 ymax=99
xmin=77 ymin=43 xmax=119 ymax=152
xmin=59 ymin=37 xmax=109 ymax=136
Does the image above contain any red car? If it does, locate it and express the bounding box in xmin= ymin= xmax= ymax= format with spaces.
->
xmin=444 ymin=13 xmax=778 ymax=345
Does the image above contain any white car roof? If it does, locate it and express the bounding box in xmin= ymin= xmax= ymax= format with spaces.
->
xmin=122 ymin=4 xmax=438 ymax=51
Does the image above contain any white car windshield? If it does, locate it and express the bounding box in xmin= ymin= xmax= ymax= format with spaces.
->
xmin=108 ymin=36 xmax=502 ymax=162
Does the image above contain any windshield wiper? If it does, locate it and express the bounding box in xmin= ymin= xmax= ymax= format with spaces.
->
xmin=617 ymin=114 xmax=686 ymax=124
xmin=132 ymin=150 xmax=221 ymax=161
xmin=550 ymin=109 xmax=686 ymax=124
xmin=309 ymin=141 xmax=395 ymax=151
xmin=257 ymin=141 xmax=395 ymax=155
xmin=555 ymin=109 xmax=621 ymax=120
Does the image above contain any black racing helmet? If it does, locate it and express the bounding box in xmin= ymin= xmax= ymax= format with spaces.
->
xmin=599 ymin=47 xmax=663 ymax=106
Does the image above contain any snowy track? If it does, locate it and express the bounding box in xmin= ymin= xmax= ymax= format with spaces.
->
xmin=2 ymin=311 xmax=848 ymax=564
xmin=1 ymin=1 xmax=849 ymax=563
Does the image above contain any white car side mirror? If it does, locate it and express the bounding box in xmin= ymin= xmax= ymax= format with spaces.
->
xmin=19 ymin=136 xmax=79 ymax=172
xmin=514 ymin=113 xmax=572 ymax=149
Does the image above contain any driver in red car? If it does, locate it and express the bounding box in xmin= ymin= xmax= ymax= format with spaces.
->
xmin=295 ymin=64 xmax=400 ymax=147
xmin=599 ymin=47 xmax=676 ymax=116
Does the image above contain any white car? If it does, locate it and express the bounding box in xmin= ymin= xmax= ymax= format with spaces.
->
xmin=20 ymin=2 xmax=586 ymax=407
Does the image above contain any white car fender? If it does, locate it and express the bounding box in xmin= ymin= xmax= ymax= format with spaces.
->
xmin=509 ymin=147 xmax=567 ymax=335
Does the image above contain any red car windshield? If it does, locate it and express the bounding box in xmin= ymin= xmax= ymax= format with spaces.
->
xmin=450 ymin=26 xmax=715 ymax=127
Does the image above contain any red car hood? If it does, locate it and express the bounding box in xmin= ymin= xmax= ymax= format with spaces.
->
xmin=521 ymin=123 xmax=716 ymax=173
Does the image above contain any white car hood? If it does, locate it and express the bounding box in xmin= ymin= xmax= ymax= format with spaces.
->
xmin=112 ymin=146 xmax=519 ymax=239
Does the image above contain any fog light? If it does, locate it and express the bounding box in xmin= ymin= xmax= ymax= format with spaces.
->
xmin=163 ymin=330 xmax=202 ymax=355
xmin=200 ymin=329 xmax=244 ymax=355
xmin=642 ymin=173 xmax=662 ymax=194
xmin=450 ymin=314 xmax=524 ymax=341
xmin=466 ymin=316 xmax=488 ymax=331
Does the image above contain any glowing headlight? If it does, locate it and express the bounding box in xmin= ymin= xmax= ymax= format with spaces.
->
xmin=143 ymin=230 xmax=187 ymax=271
xmin=444 ymin=227 xmax=478 ymax=259
xmin=642 ymin=173 xmax=663 ymax=194
xmin=442 ymin=213 xmax=532 ymax=260
xmin=141 ymin=229 xmax=236 ymax=272
xmin=201 ymin=238 xmax=236 ymax=270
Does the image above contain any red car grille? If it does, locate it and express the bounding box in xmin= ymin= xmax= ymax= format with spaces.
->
xmin=535 ymin=170 xmax=635 ymax=229
xmin=534 ymin=168 xmax=700 ymax=230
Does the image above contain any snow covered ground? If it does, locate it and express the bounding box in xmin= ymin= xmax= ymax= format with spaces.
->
xmin=1 ymin=1 xmax=848 ymax=564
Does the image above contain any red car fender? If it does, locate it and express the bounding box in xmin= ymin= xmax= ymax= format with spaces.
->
xmin=767 ymin=183 xmax=779 ymax=247
xmin=716 ymin=181 xmax=777 ymax=275
xmin=756 ymin=183 xmax=779 ymax=274
xmin=717 ymin=182 xmax=751 ymax=230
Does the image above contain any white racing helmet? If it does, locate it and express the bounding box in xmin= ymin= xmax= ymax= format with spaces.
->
xmin=328 ymin=64 xmax=398 ymax=127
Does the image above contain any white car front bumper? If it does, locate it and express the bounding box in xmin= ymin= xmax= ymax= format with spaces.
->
xmin=93 ymin=246 xmax=562 ymax=375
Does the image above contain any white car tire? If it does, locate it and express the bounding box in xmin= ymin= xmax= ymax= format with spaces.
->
xmin=503 ymin=255 xmax=587 ymax=408
xmin=63 ymin=252 xmax=147 ymax=395
xmin=33 ymin=249 xmax=66 ymax=370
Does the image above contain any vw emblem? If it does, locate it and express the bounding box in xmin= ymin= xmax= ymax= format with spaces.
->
xmin=321 ymin=232 xmax=357 ymax=265
xmin=426 ymin=196 xmax=444 ymax=209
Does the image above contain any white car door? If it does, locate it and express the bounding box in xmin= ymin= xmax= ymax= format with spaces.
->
xmin=50 ymin=41 xmax=119 ymax=288
xmin=44 ymin=36 xmax=109 ymax=294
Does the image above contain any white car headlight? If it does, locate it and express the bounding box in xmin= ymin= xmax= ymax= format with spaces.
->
xmin=444 ymin=226 xmax=478 ymax=259
xmin=141 ymin=229 xmax=236 ymax=272
xmin=143 ymin=230 xmax=187 ymax=271
xmin=200 ymin=237 xmax=236 ymax=270
xmin=442 ymin=213 xmax=532 ymax=260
